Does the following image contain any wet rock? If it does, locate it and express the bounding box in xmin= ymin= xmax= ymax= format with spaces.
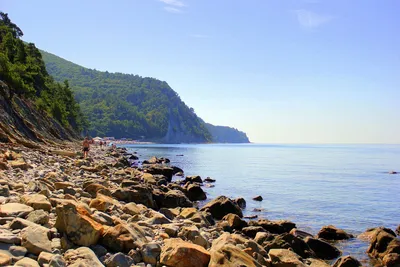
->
xmin=185 ymin=175 xmax=203 ymax=184
xmin=153 ymin=189 xmax=193 ymax=209
xmin=264 ymin=233 xmax=315 ymax=259
xmin=54 ymin=202 xmax=104 ymax=246
xmin=15 ymin=257 xmax=40 ymax=267
xmin=21 ymin=226 xmax=52 ymax=255
xmin=234 ymin=197 xmax=246 ymax=209
xmin=316 ymin=225 xmax=353 ymax=240
xmin=304 ymin=236 xmax=341 ymax=260
xmin=184 ymin=183 xmax=207 ymax=201
xmin=367 ymin=227 xmax=400 ymax=261
xmin=253 ymin=195 xmax=263 ymax=201
xmin=100 ymin=223 xmax=148 ymax=253
xmin=396 ymin=225 xmax=400 ymax=236
xmin=268 ymin=248 xmax=306 ymax=267
xmin=204 ymin=177 xmax=216 ymax=183
xmin=141 ymin=242 xmax=161 ymax=265
xmin=290 ymin=228 xmax=314 ymax=239
xmin=222 ymin=213 xmax=248 ymax=230
xmin=242 ymin=226 xmax=266 ymax=238
xmin=0 ymin=203 xmax=33 ymax=217
xmin=143 ymin=165 xmax=174 ymax=182
xmin=160 ymin=238 xmax=210 ymax=267
xmin=64 ymin=247 xmax=103 ymax=267
xmin=105 ymin=252 xmax=135 ymax=267
xmin=383 ymin=253 xmax=400 ymax=267
xmin=250 ymin=219 xmax=296 ymax=234
xmin=200 ymin=196 xmax=242 ymax=220
xmin=26 ymin=210 xmax=49 ymax=225
xmin=332 ymin=255 xmax=362 ymax=267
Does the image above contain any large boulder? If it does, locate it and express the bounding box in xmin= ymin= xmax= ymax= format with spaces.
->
xmin=21 ymin=226 xmax=52 ymax=255
xmin=184 ymin=183 xmax=207 ymax=201
xmin=64 ymin=247 xmax=103 ymax=267
xmin=153 ymin=189 xmax=193 ymax=208
xmin=112 ymin=185 xmax=156 ymax=209
xmin=0 ymin=203 xmax=33 ymax=217
xmin=89 ymin=193 xmax=120 ymax=212
xmin=304 ymin=237 xmax=341 ymax=260
xmin=54 ymin=202 xmax=104 ymax=247
xmin=332 ymin=255 xmax=362 ymax=267
xmin=316 ymin=225 xmax=353 ymax=240
xmin=200 ymin=196 xmax=242 ymax=220
xmin=268 ymin=249 xmax=307 ymax=267
xmin=249 ymin=219 xmax=296 ymax=234
xmin=21 ymin=194 xmax=52 ymax=212
xmin=143 ymin=165 xmax=174 ymax=182
xmin=222 ymin=213 xmax=248 ymax=230
xmin=367 ymin=227 xmax=400 ymax=261
xmin=160 ymin=238 xmax=210 ymax=267
xmin=264 ymin=233 xmax=315 ymax=259
xmin=209 ymin=232 xmax=266 ymax=267
xmin=100 ymin=223 xmax=148 ymax=252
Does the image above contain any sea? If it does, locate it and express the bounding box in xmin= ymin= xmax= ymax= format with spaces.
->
xmin=122 ymin=143 xmax=400 ymax=265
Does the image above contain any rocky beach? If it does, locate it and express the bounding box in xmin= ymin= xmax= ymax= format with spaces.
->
xmin=0 ymin=142 xmax=398 ymax=267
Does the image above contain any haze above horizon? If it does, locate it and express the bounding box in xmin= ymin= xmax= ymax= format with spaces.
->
xmin=2 ymin=0 xmax=399 ymax=144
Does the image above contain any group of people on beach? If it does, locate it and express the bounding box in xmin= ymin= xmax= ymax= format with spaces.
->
xmin=82 ymin=137 xmax=116 ymax=158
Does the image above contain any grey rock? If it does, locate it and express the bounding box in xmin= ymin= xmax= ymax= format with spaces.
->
xmin=9 ymin=245 xmax=27 ymax=258
xmin=21 ymin=226 xmax=52 ymax=255
xmin=91 ymin=244 xmax=108 ymax=257
xmin=26 ymin=210 xmax=50 ymax=225
xmin=105 ymin=252 xmax=135 ymax=267
xmin=0 ymin=185 xmax=10 ymax=197
xmin=49 ymin=254 xmax=67 ymax=267
xmin=0 ymin=230 xmax=21 ymax=244
xmin=141 ymin=242 xmax=161 ymax=265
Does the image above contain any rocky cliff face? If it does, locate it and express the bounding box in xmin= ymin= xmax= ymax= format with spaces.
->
xmin=0 ymin=81 xmax=79 ymax=147
xmin=205 ymin=123 xmax=250 ymax=143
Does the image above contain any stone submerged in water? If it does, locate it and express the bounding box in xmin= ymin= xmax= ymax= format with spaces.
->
xmin=253 ymin=195 xmax=263 ymax=201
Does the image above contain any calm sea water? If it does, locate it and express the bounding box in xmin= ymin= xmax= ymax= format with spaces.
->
xmin=122 ymin=143 xmax=400 ymax=264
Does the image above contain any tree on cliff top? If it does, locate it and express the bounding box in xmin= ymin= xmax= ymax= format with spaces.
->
xmin=0 ymin=12 xmax=87 ymax=132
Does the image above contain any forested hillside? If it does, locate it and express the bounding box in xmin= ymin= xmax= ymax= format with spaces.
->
xmin=0 ymin=12 xmax=83 ymax=144
xmin=205 ymin=123 xmax=250 ymax=143
xmin=41 ymin=50 xmax=212 ymax=143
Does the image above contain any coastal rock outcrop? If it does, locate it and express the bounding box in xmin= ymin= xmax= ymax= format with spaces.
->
xmin=366 ymin=227 xmax=400 ymax=265
xmin=332 ymin=255 xmax=362 ymax=267
xmin=316 ymin=225 xmax=353 ymax=240
xmin=200 ymin=196 xmax=243 ymax=220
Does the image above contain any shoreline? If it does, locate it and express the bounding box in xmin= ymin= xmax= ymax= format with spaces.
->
xmin=0 ymin=142 xmax=398 ymax=266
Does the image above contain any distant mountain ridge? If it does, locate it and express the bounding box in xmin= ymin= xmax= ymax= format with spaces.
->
xmin=41 ymin=50 xmax=250 ymax=143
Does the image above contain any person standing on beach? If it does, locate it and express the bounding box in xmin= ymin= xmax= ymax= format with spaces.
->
xmin=82 ymin=137 xmax=90 ymax=158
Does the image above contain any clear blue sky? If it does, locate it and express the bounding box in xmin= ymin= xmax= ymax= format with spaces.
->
xmin=2 ymin=0 xmax=400 ymax=143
